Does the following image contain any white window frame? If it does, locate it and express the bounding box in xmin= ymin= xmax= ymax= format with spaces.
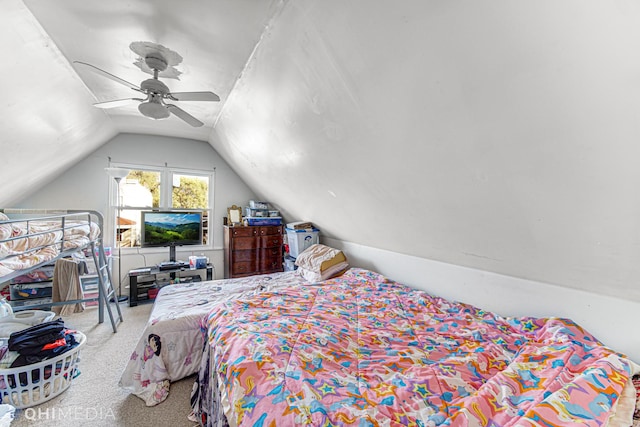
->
xmin=108 ymin=162 xmax=214 ymax=253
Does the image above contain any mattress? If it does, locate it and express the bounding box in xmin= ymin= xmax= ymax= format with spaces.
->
xmin=119 ymin=271 xmax=309 ymax=406
xmin=191 ymin=268 xmax=640 ymax=426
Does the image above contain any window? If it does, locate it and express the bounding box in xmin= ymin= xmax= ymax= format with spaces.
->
xmin=110 ymin=165 xmax=212 ymax=249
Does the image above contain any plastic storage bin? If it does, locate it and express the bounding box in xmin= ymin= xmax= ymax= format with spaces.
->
xmin=11 ymin=283 xmax=53 ymax=300
xmin=286 ymin=228 xmax=319 ymax=258
xmin=249 ymin=200 xmax=268 ymax=209
xmin=10 ymin=298 xmax=52 ymax=310
xmin=284 ymin=255 xmax=297 ymax=271
xmin=0 ymin=332 xmax=86 ymax=408
xmin=245 ymin=207 xmax=269 ymax=217
xmin=80 ymin=275 xmax=100 ymax=292
xmin=245 ymin=217 xmax=282 ymax=226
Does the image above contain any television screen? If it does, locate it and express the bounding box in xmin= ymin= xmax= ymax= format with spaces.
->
xmin=141 ymin=211 xmax=203 ymax=248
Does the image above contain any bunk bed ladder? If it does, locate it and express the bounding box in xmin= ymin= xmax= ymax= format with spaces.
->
xmin=90 ymin=241 xmax=123 ymax=332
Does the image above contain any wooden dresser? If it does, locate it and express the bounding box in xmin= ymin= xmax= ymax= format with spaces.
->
xmin=223 ymin=225 xmax=284 ymax=278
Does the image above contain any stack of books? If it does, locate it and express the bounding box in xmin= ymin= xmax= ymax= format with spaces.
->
xmin=286 ymin=221 xmax=314 ymax=230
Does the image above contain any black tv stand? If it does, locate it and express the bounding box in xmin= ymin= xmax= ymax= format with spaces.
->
xmin=128 ymin=263 xmax=214 ymax=306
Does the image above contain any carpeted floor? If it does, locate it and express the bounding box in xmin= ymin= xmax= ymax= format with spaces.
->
xmin=8 ymin=303 xmax=197 ymax=427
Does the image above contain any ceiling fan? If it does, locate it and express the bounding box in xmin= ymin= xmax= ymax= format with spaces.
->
xmin=74 ymin=43 xmax=219 ymax=127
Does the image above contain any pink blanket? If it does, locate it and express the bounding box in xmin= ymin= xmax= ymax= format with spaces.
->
xmin=196 ymin=268 xmax=638 ymax=426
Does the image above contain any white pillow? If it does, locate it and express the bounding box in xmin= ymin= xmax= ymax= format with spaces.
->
xmin=295 ymin=244 xmax=347 ymax=273
xmin=299 ymin=261 xmax=349 ymax=283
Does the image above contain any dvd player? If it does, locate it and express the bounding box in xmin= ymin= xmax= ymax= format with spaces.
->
xmin=158 ymin=261 xmax=185 ymax=271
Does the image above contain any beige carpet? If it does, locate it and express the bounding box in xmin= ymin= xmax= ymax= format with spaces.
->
xmin=8 ymin=303 xmax=197 ymax=427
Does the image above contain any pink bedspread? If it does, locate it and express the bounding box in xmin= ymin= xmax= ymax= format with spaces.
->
xmin=120 ymin=272 xmax=309 ymax=406
xmin=198 ymin=268 xmax=638 ymax=426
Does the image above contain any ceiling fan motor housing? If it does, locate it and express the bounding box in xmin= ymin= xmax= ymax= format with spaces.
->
xmin=140 ymin=78 xmax=169 ymax=95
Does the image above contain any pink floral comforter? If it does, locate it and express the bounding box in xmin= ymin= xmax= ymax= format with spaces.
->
xmin=120 ymin=272 xmax=309 ymax=406
xmin=194 ymin=268 xmax=639 ymax=426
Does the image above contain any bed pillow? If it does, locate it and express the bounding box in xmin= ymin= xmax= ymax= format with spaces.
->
xmin=295 ymin=244 xmax=349 ymax=282
xmin=298 ymin=262 xmax=349 ymax=283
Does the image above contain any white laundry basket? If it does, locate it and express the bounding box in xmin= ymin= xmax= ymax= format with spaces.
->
xmin=0 ymin=332 xmax=86 ymax=409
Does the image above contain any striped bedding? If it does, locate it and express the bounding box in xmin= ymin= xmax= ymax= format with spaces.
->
xmin=0 ymin=212 xmax=100 ymax=277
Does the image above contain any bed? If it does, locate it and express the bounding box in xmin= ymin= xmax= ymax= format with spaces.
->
xmin=0 ymin=209 xmax=122 ymax=332
xmin=119 ymin=271 xmax=310 ymax=406
xmin=190 ymin=267 xmax=640 ymax=427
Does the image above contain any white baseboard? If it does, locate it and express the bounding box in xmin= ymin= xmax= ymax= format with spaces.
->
xmin=323 ymin=237 xmax=640 ymax=363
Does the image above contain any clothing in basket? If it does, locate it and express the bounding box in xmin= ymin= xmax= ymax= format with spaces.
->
xmin=0 ymin=319 xmax=85 ymax=408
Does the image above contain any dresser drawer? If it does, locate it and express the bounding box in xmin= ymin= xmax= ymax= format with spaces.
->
xmin=232 ymin=249 xmax=255 ymax=262
xmin=259 ymin=254 xmax=283 ymax=272
xmin=231 ymin=227 xmax=257 ymax=237
xmin=258 ymin=226 xmax=283 ymax=236
xmin=259 ymin=235 xmax=282 ymax=248
xmin=259 ymin=247 xmax=282 ymax=261
xmin=231 ymin=261 xmax=258 ymax=276
xmin=232 ymin=236 xmax=258 ymax=250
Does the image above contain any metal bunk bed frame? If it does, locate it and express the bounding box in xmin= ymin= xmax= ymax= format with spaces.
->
xmin=0 ymin=209 xmax=123 ymax=332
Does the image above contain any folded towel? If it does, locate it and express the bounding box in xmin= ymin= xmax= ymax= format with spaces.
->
xmin=52 ymin=258 xmax=85 ymax=316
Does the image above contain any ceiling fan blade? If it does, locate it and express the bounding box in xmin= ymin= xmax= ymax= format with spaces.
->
xmin=169 ymin=91 xmax=220 ymax=102
xmin=166 ymin=104 xmax=204 ymax=127
xmin=94 ymin=98 xmax=143 ymax=109
xmin=73 ymin=61 xmax=141 ymax=91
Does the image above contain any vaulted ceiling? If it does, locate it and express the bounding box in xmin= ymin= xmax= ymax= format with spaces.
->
xmin=3 ymin=1 xmax=640 ymax=302
xmin=3 ymin=0 xmax=282 ymax=205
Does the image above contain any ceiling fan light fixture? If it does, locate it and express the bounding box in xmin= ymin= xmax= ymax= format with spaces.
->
xmin=138 ymin=101 xmax=170 ymax=120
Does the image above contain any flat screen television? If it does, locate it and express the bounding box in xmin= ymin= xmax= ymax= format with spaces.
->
xmin=141 ymin=211 xmax=203 ymax=262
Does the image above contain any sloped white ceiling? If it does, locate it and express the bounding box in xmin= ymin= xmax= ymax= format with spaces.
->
xmin=211 ymin=1 xmax=640 ymax=301
xmin=1 ymin=0 xmax=116 ymax=206
xmin=23 ymin=0 xmax=282 ymax=139
xmin=1 ymin=0 xmax=281 ymax=205
xmin=2 ymin=1 xmax=640 ymax=302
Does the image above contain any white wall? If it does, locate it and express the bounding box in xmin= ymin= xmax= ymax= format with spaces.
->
xmin=210 ymin=1 xmax=640 ymax=304
xmin=324 ymin=236 xmax=640 ymax=363
xmin=14 ymin=133 xmax=256 ymax=283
